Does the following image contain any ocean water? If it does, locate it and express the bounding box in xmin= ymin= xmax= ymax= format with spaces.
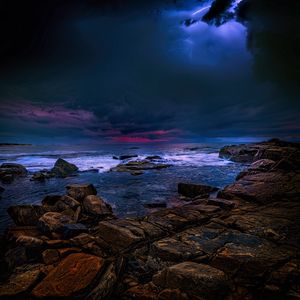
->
xmin=0 ymin=143 xmax=246 ymax=231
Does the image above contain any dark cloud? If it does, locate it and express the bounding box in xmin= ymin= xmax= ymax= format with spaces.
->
xmin=0 ymin=0 xmax=299 ymax=143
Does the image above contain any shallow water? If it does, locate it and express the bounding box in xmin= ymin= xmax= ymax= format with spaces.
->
xmin=0 ymin=142 xmax=246 ymax=231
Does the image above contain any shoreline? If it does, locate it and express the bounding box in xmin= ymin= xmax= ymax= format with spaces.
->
xmin=0 ymin=139 xmax=299 ymax=299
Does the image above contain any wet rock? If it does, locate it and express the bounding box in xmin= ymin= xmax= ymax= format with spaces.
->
xmin=55 ymin=195 xmax=80 ymax=211
xmin=31 ymin=253 xmax=104 ymax=298
xmin=145 ymin=155 xmax=162 ymax=160
xmin=66 ymin=183 xmax=97 ymax=201
xmin=153 ymin=262 xmax=228 ymax=300
xmin=130 ymin=170 xmax=144 ymax=176
xmin=16 ymin=235 xmax=45 ymax=248
xmin=144 ymin=202 xmax=167 ymax=209
xmin=218 ymin=171 xmax=300 ymax=204
xmin=113 ymin=154 xmax=138 ymax=160
xmin=0 ymin=269 xmax=41 ymax=298
xmin=1 ymin=174 xmax=14 ymax=183
xmin=38 ymin=212 xmax=74 ymax=234
xmin=41 ymin=194 xmax=62 ymax=206
xmin=83 ymin=195 xmax=113 ymax=217
xmin=50 ymin=158 xmax=78 ymax=178
xmin=178 ymin=182 xmax=218 ymax=198
xmin=0 ymin=163 xmax=27 ymax=180
xmin=111 ymin=160 xmax=171 ymax=173
xmin=7 ymin=205 xmax=52 ymax=226
xmin=125 ymin=282 xmax=160 ymax=300
xmin=58 ymin=223 xmax=87 ymax=239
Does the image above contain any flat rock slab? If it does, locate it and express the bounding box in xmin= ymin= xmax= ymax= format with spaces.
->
xmin=153 ymin=262 xmax=228 ymax=300
xmin=31 ymin=253 xmax=104 ymax=298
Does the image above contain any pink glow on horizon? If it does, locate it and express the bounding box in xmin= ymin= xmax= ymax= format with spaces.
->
xmin=111 ymin=136 xmax=169 ymax=143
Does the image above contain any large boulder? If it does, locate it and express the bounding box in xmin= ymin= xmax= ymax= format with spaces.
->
xmin=178 ymin=182 xmax=218 ymax=198
xmin=83 ymin=195 xmax=112 ymax=217
xmin=50 ymin=158 xmax=78 ymax=178
xmin=66 ymin=183 xmax=97 ymax=201
xmin=0 ymin=163 xmax=27 ymax=183
xmin=7 ymin=205 xmax=52 ymax=226
xmin=31 ymin=253 xmax=104 ymax=298
xmin=38 ymin=212 xmax=74 ymax=234
xmin=153 ymin=262 xmax=229 ymax=300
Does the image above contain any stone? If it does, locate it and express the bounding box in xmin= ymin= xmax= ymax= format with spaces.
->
xmin=50 ymin=158 xmax=78 ymax=177
xmin=31 ymin=253 xmax=104 ymax=298
xmin=66 ymin=183 xmax=97 ymax=201
xmin=178 ymin=182 xmax=218 ymax=198
xmin=111 ymin=160 xmax=171 ymax=173
xmin=0 ymin=163 xmax=27 ymax=176
xmin=1 ymin=174 xmax=14 ymax=183
xmin=0 ymin=269 xmax=40 ymax=298
xmin=207 ymin=198 xmax=235 ymax=209
xmin=114 ymin=154 xmax=138 ymax=160
xmin=38 ymin=212 xmax=74 ymax=234
xmin=42 ymin=249 xmax=60 ymax=265
xmin=55 ymin=195 xmax=80 ymax=211
xmin=125 ymin=282 xmax=160 ymax=300
xmin=83 ymin=195 xmax=112 ymax=216
xmin=0 ymin=186 xmax=5 ymax=192
xmin=58 ymin=223 xmax=87 ymax=239
xmin=7 ymin=205 xmax=51 ymax=226
xmin=16 ymin=235 xmax=45 ymax=248
xmin=153 ymin=262 xmax=228 ymax=300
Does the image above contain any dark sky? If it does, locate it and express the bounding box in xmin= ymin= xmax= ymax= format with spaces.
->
xmin=0 ymin=0 xmax=299 ymax=143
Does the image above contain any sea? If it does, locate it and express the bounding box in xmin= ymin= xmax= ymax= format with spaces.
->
xmin=0 ymin=142 xmax=247 ymax=231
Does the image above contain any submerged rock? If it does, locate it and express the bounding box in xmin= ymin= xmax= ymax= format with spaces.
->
xmin=66 ymin=183 xmax=97 ymax=201
xmin=113 ymin=154 xmax=138 ymax=160
xmin=178 ymin=182 xmax=218 ymax=198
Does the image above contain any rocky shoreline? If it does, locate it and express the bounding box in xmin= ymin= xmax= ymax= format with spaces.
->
xmin=0 ymin=139 xmax=299 ymax=299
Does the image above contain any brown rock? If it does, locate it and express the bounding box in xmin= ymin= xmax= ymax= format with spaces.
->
xmin=42 ymin=249 xmax=60 ymax=265
xmin=31 ymin=253 xmax=104 ymax=298
xmin=153 ymin=262 xmax=228 ymax=300
xmin=83 ymin=195 xmax=112 ymax=216
xmin=38 ymin=212 xmax=74 ymax=234
xmin=7 ymin=205 xmax=51 ymax=226
xmin=66 ymin=183 xmax=97 ymax=201
xmin=0 ymin=269 xmax=40 ymax=298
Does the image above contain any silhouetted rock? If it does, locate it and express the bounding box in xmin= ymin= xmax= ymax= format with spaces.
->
xmin=50 ymin=158 xmax=78 ymax=178
xmin=66 ymin=183 xmax=97 ymax=201
xmin=113 ymin=154 xmax=138 ymax=160
xmin=145 ymin=155 xmax=162 ymax=160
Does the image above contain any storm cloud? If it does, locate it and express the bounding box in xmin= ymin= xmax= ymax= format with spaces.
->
xmin=0 ymin=0 xmax=299 ymax=143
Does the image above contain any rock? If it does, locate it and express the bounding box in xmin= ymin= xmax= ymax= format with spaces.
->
xmin=42 ymin=249 xmax=60 ymax=265
xmin=114 ymin=154 xmax=138 ymax=160
xmin=1 ymin=174 xmax=14 ymax=183
xmin=38 ymin=212 xmax=74 ymax=234
xmin=207 ymin=198 xmax=235 ymax=209
xmin=7 ymin=205 xmax=51 ymax=226
xmin=31 ymin=253 xmax=104 ymax=298
xmin=145 ymin=155 xmax=162 ymax=160
xmin=50 ymin=158 xmax=78 ymax=178
xmin=183 ymin=147 xmax=200 ymax=151
xmin=55 ymin=195 xmax=80 ymax=211
xmin=66 ymin=183 xmax=97 ymax=201
xmin=111 ymin=160 xmax=171 ymax=173
xmin=0 ymin=186 xmax=4 ymax=192
xmin=16 ymin=235 xmax=45 ymax=248
xmin=83 ymin=195 xmax=113 ymax=217
xmin=0 ymin=269 xmax=41 ymax=298
xmin=153 ymin=262 xmax=228 ymax=299
xmin=125 ymin=282 xmax=160 ymax=300
xmin=144 ymin=202 xmax=167 ymax=209
xmin=130 ymin=170 xmax=144 ymax=176
xmin=58 ymin=223 xmax=87 ymax=239
xmin=0 ymin=163 xmax=27 ymax=176
xmin=178 ymin=183 xmax=218 ymax=198
xmin=218 ymin=171 xmax=300 ymax=204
